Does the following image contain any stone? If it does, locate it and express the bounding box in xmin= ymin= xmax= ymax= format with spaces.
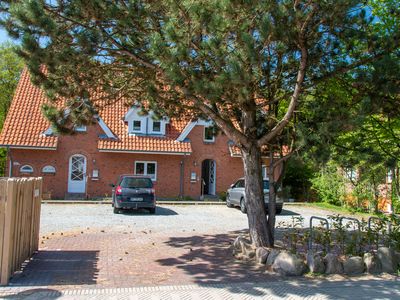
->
xmin=343 ymin=256 xmax=364 ymax=275
xmin=395 ymin=251 xmax=400 ymax=269
xmin=306 ymin=251 xmax=325 ymax=274
xmin=266 ymin=248 xmax=281 ymax=266
xmin=272 ymin=251 xmax=308 ymax=276
xmin=233 ymin=235 xmax=251 ymax=252
xmin=256 ymin=247 xmax=270 ymax=264
xmin=363 ymin=252 xmax=382 ymax=274
xmin=377 ymin=247 xmax=396 ymax=273
xmin=233 ymin=235 xmax=256 ymax=259
xmin=324 ymin=253 xmax=344 ymax=274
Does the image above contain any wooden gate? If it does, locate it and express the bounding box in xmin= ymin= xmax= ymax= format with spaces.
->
xmin=0 ymin=177 xmax=42 ymax=285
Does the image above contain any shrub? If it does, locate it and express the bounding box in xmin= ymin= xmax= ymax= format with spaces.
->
xmin=310 ymin=161 xmax=345 ymax=205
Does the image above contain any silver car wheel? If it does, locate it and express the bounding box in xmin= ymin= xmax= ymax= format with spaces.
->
xmin=240 ymin=198 xmax=247 ymax=213
xmin=226 ymin=194 xmax=234 ymax=208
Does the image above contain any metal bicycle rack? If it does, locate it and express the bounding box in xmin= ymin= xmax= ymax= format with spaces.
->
xmin=308 ymin=216 xmax=330 ymax=252
xmin=339 ymin=216 xmax=361 ymax=253
xmin=368 ymin=216 xmax=391 ymax=234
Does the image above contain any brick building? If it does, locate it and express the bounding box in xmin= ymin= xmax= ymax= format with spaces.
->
xmin=0 ymin=69 xmax=275 ymax=200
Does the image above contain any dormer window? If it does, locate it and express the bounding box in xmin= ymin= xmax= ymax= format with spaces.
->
xmin=125 ymin=106 xmax=169 ymax=136
xmin=132 ymin=120 xmax=142 ymax=132
xmin=152 ymin=121 xmax=161 ymax=133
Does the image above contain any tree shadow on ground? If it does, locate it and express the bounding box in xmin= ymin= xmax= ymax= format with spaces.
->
xmin=156 ymin=229 xmax=399 ymax=298
xmin=119 ymin=206 xmax=178 ymax=216
xmin=1 ymin=289 xmax=62 ymax=299
xmin=9 ymin=250 xmax=99 ymax=287
xmin=232 ymin=207 xmax=300 ymax=216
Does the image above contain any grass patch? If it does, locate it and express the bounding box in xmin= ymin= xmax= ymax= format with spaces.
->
xmin=301 ymin=202 xmax=380 ymax=218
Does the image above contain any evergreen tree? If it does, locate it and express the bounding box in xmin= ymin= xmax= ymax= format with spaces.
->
xmin=0 ymin=42 xmax=23 ymax=176
xmin=1 ymin=1 xmax=398 ymax=247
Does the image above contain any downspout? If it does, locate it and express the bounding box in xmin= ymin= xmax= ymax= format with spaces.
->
xmin=179 ymin=153 xmax=186 ymax=199
xmin=7 ymin=146 xmax=13 ymax=177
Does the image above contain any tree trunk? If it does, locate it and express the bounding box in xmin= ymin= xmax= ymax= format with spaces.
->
xmin=267 ymin=152 xmax=277 ymax=244
xmin=242 ymin=144 xmax=273 ymax=247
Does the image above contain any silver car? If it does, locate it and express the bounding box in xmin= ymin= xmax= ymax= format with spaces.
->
xmin=226 ymin=178 xmax=283 ymax=214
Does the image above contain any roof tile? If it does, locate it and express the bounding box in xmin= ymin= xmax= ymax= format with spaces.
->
xmin=0 ymin=69 xmax=192 ymax=154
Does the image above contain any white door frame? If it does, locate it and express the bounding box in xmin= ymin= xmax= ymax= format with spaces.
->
xmin=68 ymin=154 xmax=87 ymax=193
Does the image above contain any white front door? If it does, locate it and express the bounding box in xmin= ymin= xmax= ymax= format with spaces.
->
xmin=68 ymin=155 xmax=87 ymax=193
xmin=209 ymin=160 xmax=216 ymax=195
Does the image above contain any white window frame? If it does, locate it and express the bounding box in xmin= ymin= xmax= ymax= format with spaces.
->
xmin=134 ymin=161 xmax=157 ymax=181
xmin=20 ymin=165 xmax=34 ymax=174
xmin=150 ymin=120 xmax=162 ymax=134
xmin=75 ymin=125 xmax=87 ymax=132
xmin=203 ymin=126 xmax=215 ymax=142
xmin=42 ymin=165 xmax=56 ymax=174
xmin=130 ymin=119 xmax=146 ymax=134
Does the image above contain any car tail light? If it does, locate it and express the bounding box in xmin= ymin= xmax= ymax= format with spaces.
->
xmin=116 ymin=186 xmax=122 ymax=195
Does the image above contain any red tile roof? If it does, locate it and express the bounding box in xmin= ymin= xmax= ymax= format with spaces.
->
xmin=0 ymin=69 xmax=192 ymax=154
xmin=0 ymin=69 xmax=57 ymax=149
xmin=97 ymin=101 xmax=192 ymax=153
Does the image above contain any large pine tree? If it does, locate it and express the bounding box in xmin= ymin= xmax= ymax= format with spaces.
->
xmin=1 ymin=0 xmax=398 ymax=247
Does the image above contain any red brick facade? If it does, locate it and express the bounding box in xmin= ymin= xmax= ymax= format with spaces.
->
xmin=0 ymin=69 xmax=278 ymax=200
xmin=6 ymin=123 xmax=255 ymax=199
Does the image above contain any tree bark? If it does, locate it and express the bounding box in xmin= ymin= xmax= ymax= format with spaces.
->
xmin=242 ymin=144 xmax=273 ymax=247
xmin=267 ymin=152 xmax=277 ymax=244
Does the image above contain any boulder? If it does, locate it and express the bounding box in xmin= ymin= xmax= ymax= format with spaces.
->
xmin=256 ymin=247 xmax=270 ymax=264
xmin=306 ymin=251 xmax=325 ymax=274
xmin=377 ymin=247 xmax=396 ymax=273
xmin=266 ymin=249 xmax=281 ymax=266
xmin=343 ymin=256 xmax=364 ymax=275
xmin=363 ymin=252 xmax=382 ymax=274
xmin=324 ymin=253 xmax=344 ymax=274
xmin=272 ymin=251 xmax=308 ymax=276
xmin=395 ymin=251 xmax=400 ymax=269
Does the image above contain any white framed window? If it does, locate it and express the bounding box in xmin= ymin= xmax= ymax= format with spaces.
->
xmin=75 ymin=125 xmax=87 ymax=132
xmin=20 ymin=165 xmax=34 ymax=174
xmin=134 ymin=161 xmax=157 ymax=181
xmin=42 ymin=165 xmax=56 ymax=174
xmin=132 ymin=120 xmax=142 ymax=131
xmin=204 ymin=126 xmax=215 ymax=142
xmin=152 ymin=121 xmax=161 ymax=133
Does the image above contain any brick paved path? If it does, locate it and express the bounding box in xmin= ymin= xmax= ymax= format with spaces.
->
xmin=1 ymin=279 xmax=400 ymax=299
xmin=8 ymin=229 xmax=279 ymax=288
xmin=1 ymin=205 xmax=399 ymax=299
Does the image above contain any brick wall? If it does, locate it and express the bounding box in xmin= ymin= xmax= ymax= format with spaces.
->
xmin=7 ymin=124 xmax=264 ymax=199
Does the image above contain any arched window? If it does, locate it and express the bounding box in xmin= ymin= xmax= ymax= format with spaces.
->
xmin=42 ymin=165 xmax=56 ymax=174
xmin=20 ymin=165 xmax=34 ymax=173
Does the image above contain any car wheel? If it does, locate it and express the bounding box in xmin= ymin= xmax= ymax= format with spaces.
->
xmin=113 ymin=207 xmax=121 ymax=214
xmin=149 ymin=207 xmax=156 ymax=214
xmin=226 ymin=194 xmax=234 ymax=208
xmin=240 ymin=198 xmax=247 ymax=214
xmin=276 ymin=208 xmax=283 ymax=215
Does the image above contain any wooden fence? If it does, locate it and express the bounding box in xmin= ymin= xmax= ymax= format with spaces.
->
xmin=0 ymin=177 xmax=42 ymax=285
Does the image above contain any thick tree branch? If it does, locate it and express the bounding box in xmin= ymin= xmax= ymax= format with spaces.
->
xmin=181 ymin=88 xmax=250 ymax=148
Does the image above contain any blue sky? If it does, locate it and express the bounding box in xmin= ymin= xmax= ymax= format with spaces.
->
xmin=0 ymin=28 xmax=14 ymax=44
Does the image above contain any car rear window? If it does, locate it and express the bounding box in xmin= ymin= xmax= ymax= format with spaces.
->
xmin=120 ymin=177 xmax=153 ymax=188
xmin=263 ymin=180 xmax=269 ymax=190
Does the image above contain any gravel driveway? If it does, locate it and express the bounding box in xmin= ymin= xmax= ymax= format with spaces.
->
xmin=39 ymin=203 xmax=333 ymax=235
